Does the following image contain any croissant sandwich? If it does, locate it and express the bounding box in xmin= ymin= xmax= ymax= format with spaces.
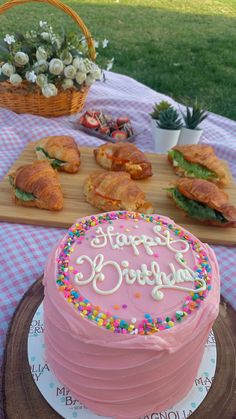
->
xmin=168 ymin=144 xmax=230 ymax=187
xmin=8 ymin=161 xmax=63 ymax=211
xmin=94 ymin=142 xmax=152 ymax=179
xmin=35 ymin=135 xmax=80 ymax=173
xmin=167 ymin=178 xmax=236 ymax=227
xmin=84 ymin=171 xmax=153 ymax=214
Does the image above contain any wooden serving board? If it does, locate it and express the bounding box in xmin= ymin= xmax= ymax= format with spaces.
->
xmin=2 ymin=278 xmax=236 ymax=419
xmin=0 ymin=142 xmax=236 ymax=245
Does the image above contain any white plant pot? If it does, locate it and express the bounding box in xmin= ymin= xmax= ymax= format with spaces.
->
xmin=178 ymin=127 xmax=203 ymax=145
xmin=151 ymin=119 xmax=180 ymax=153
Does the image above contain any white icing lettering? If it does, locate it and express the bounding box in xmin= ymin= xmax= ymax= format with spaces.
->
xmin=74 ymin=253 xmax=206 ymax=301
xmin=75 ymin=254 xmax=122 ymax=295
xmin=90 ymin=225 xmax=190 ymax=256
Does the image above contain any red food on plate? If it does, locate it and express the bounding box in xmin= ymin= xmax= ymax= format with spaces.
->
xmin=108 ymin=122 xmax=119 ymax=132
xmin=117 ymin=117 xmax=130 ymax=126
xmin=78 ymin=115 xmax=85 ymax=125
xmin=83 ymin=115 xmax=100 ymax=129
xmin=99 ymin=126 xmax=110 ymax=135
xmin=111 ymin=130 xmax=128 ymax=141
xmin=76 ymin=110 xmax=135 ymax=142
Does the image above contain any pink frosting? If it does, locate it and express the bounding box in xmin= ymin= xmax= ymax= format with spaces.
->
xmin=43 ymin=212 xmax=220 ymax=418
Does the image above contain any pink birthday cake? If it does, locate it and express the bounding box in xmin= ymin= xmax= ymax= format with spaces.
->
xmin=43 ymin=211 xmax=220 ymax=418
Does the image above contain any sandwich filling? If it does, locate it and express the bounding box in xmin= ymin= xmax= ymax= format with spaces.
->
xmin=169 ymin=150 xmax=218 ymax=181
xmin=168 ymin=187 xmax=228 ymax=223
xmin=35 ymin=146 xmax=66 ymax=169
xmin=8 ymin=175 xmax=36 ymax=201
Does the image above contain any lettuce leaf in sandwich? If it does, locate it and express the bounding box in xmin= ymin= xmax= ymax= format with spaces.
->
xmin=35 ymin=146 xmax=66 ymax=169
xmin=168 ymin=149 xmax=218 ymax=181
xmin=168 ymin=186 xmax=228 ymax=223
xmin=167 ymin=177 xmax=236 ymax=226
xmin=8 ymin=175 xmax=36 ymax=201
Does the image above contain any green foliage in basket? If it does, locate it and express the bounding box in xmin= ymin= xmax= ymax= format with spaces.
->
xmin=181 ymin=100 xmax=208 ymax=129
xmin=0 ymin=21 xmax=113 ymax=98
xmin=156 ymin=108 xmax=183 ymax=130
xmin=150 ymin=100 xmax=171 ymax=120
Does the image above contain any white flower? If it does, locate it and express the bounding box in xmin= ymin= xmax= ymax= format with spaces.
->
xmin=39 ymin=20 xmax=47 ymax=28
xmin=49 ymin=58 xmax=64 ymax=75
xmin=42 ymin=83 xmax=58 ymax=97
xmin=41 ymin=32 xmax=50 ymax=41
xmin=25 ymin=30 xmax=37 ymax=40
xmin=94 ymin=40 xmax=99 ymax=48
xmin=106 ymin=57 xmax=114 ymax=71
xmin=81 ymin=39 xmax=87 ymax=49
xmin=75 ymin=71 xmax=86 ymax=85
xmin=4 ymin=34 xmax=15 ymax=45
xmin=9 ymin=73 xmax=22 ymax=86
xmin=102 ymin=38 xmax=109 ymax=48
xmin=63 ymin=65 xmax=76 ymax=79
xmin=34 ymin=60 xmax=48 ymax=74
xmin=90 ymin=63 xmax=102 ymax=80
xmin=85 ymin=75 xmax=95 ymax=87
xmin=83 ymin=58 xmax=94 ymax=73
xmin=51 ymin=37 xmax=61 ymax=49
xmin=60 ymin=51 xmax=73 ymax=65
xmin=1 ymin=63 xmax=15 ymax=77
xmin=72 ymin=57 xmax=87 ymax=73
xmin=14 ymin=51 xmax=29 ymax=66
xmin=26 ymin=70 xmax=37 ymax=83
xmin=36 ymin=46 xmax=48 ymax=61
xmin=62 ymin=78 xmax=74 ymax=90
xmin=36 ymin=74 xmax=48 ymax=88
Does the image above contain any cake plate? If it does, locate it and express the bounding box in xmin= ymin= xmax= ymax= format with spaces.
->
xmin=2 ymin=278 xmax=236 ymax=419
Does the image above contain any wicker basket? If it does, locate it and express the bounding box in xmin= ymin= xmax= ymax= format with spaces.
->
xmin=0 ymin=0 xmax=96 ymax=117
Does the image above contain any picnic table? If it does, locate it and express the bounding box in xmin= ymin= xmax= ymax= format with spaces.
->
xmin=0 ymin=70 xmax=236 ymax=418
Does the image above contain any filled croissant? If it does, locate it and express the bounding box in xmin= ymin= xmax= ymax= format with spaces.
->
xmin=168 ymin=177 xmax=236 ymax=226
xmin=94 ymin=142 xmax=152 ymax=179
xmin=168 ymin=144 xmax=230 ymax=187
xmin=35 ymin=135 xmax=80 ymax=173
xmin=8 ymin=161 xmax=63 ymax=211
xmin=84 ymin=171 xmax=153 ymax=214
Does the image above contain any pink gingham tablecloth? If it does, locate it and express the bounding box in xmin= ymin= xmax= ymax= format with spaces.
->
xmin=0 ymin=71 xmax=236 ymax=417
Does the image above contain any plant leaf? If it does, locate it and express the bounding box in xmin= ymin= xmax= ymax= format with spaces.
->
xmin=0 ymin=41 xmax=9 ymax=51
xmin=0 ymin=47 xmax=11 ymax=61
xmin=0 ymin=73 xmax=9 ymax=82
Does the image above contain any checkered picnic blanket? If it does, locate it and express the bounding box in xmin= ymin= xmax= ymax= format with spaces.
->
xmin=0 ymin=71 xmax=236 ymax=417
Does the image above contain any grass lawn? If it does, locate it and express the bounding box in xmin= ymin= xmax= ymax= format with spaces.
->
xmin=0 ymin=0 xmax=236 ymax=120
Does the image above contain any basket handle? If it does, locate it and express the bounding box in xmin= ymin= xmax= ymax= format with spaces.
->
xmin=0 ymin=0 xmax=96 ymax=60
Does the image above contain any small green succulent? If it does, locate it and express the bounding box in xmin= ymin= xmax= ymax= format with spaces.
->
xmin=150 ymin=101 xmax=171 ymax=120
xmin=156 ymin=108 xmax=183 ymax=130
xmin=182 ymin=100 xmax=208 ymax=129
